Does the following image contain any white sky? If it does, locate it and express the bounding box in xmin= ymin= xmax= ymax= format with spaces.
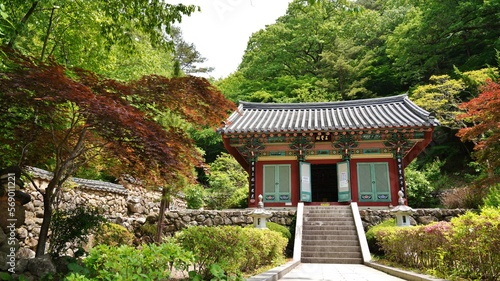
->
xmin=167 ymin=0 xmax=292 ymax=79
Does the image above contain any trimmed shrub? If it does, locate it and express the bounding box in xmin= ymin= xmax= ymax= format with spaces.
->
xmin=240 ymin=228 xmax=287 ymax=272
xmin=365 ymin=218 xmax=395 ymax=256
xmin=375 ymin=221 xmax=452 ymax=270
xmin=373 ymin=208 xmax=500 ymax=280
xmin=175 ymin=225 xmax=287 ymax=278
xmin=94 ymin=223 xmax=134 ymax=246
xmin=266 ymin=222 xmax=292 ymax=240
xmin=442 ymin=208 xmax=500 ymax=280
xmin=176 ymin=226 xmax=246 ymax=278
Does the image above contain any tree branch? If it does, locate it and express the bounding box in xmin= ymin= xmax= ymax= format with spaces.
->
xmin=7 ymin=1 xmax=39 ymax=48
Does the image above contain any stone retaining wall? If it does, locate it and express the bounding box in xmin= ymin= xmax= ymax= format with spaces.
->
xmin=358 ymin=208 xmax=469 ymax=231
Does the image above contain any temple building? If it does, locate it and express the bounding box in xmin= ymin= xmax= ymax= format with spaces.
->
xmin=219 ymin=94 xmax=439 ymax=208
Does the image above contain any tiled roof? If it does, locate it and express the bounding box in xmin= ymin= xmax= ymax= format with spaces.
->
xmin=222 ymin=94 xmax=439 ymax=134
xmin=25 ymin=166 xmax=128 ymax=195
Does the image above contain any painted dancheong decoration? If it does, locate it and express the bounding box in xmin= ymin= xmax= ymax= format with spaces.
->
xmin=218 ymin=94 xmax=439 ymax=208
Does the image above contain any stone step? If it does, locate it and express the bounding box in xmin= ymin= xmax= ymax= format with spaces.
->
xmin=301 ymin=257 xmax=363 ymax=264
xmin=305 ymin=210 xmax=352 ymax=214
xmin=301 ymin=206 xmax=363 ymax=265
xmin=304 ymin=206 xmax=351 ymax=210
xmin=301 ymin=250 xmax=362 ymax=259
xmin=302 ymin=239 xmax=360 ymax=247
xmin=302 ymin=229 xmax=357 ymax=236
xmin=304 ymin=217 xmax=354 ymax=223
xmin=304 ymin=213 xmax=353 ymax=218
xmin=303 ymin=220 xmax=355 ymax=226
xmin=302 ymin=234 xmax=359 ymax=241
xmin=301 ymin=225 xmax=356 ymax=231
xmin=301 ymin=245 xmax=361 ymax=253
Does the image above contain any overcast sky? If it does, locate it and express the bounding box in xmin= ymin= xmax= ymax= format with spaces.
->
xmin=167 ymin=0 xmax=292 ymax=79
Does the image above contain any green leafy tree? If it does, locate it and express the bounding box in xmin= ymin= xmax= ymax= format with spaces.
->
xmin=386 ymin=0 xmax=500 ymax=85
xmin=206 ymin=153 xmax=248 ymax=209
xmin=2 ymin=0 xmax=198 ymax=79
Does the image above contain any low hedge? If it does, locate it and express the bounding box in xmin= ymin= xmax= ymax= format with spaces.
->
xmin=176 ymin=225 xmax=287 ymax=278
xmin=373 ymin=208 xmax=500 ymax=280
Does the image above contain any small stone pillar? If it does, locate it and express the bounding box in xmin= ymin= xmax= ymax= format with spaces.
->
xmin=248 ymin=194 xmax=272 ymax=229
xmin=390 ymin=191 xmax=414 ymax=227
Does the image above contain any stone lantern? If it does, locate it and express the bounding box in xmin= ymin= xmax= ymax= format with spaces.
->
xmin=391 ymin=190 xmax=414 ymax=227
xmin=248 ymin=194 xmax=272 ymax=229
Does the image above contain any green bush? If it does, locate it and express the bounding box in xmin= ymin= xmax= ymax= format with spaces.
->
xmin=483 ymin=183 xmax=500 ymax=208
xmin=376 ymin=221 xmax=451 ymax=269
xmin=69 ymin=241 xmax=193 ymax=281
xmin=175 ymin=225 xmax=286 ymax=278
xmin=266 ymin=222 xmax=292 ymax=240
xmin=240 ymin=228 xmax=287 ymax=272
xmin=176 ymin=226 xmax=246 ymax=278
xmin=365 ymin=218 xmax=395 ymax=256
xmin=441 ymin=208 xmax=500 ymax=280
xmin=94 ymin=223 xmax=134 ymax=247
xmin=373 ymin=208 xmax=500 ymax=280
xmin=49 ymin=206 xmax=106 ymax=257
xmin=185 ymin=184 xmax=205 ymax=209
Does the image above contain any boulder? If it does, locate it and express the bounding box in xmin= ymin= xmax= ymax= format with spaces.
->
xmin=27 ymin=255 xmax=56 ymax=278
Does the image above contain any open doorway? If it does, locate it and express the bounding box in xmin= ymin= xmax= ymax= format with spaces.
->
xmin=311 ymin=164 xmax=338 ymax=202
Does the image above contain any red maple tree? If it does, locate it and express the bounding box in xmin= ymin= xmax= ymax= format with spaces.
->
xmin=456 ymin=78 xmax=500 ymax=180
xmin=0 ymin=48 xmax=235 ymax=255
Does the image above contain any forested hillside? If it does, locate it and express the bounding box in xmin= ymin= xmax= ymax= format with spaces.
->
xmin=217 ymin=0 xmax=500 ymax=208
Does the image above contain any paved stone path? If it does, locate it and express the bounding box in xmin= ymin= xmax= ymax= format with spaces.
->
xmin=279 ymin=263 xmax=406 ymax=281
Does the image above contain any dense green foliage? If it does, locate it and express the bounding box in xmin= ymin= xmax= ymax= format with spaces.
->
xmin=372 ymin=208 xmax=500 ymax=280
xmin=176 ymin=226 xmax=287 ymax=278
xmin=93 ymin=223 xmax=134 ymax=247
xmin=483 ymin=183 xmax=500 ymax=209
xmin=61 ymin=225 xmax=287 ymax=280
xmin=265 ymin=222 xmax=292 ymax=241
xmin=49 ymin=206 xmax=106 ymax=257
xmin=365 ymin=218 xmax=396 ymax=256
xmin=205 ymin=153 xmax=248 ymax=210
xmin=184 ymin=184 xmax=206 ymax=209
xmin=65 ymin=241 xmax=194 ymax=281
xmin=404 ymin=160 xmax=443 ymax=208
xmin=1 ymin=0 xmax=198 ymax=79
xmin=220 ymin=0 xmax=499 ymax=103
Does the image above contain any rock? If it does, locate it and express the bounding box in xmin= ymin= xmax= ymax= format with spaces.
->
xmin=203 ymin=218 xmax=213 ymax=227
xmin=127 ymin=202 xmax=144 ymax=214
xmin=15 ymin=258 xmax=29 ymax=273
xmin=213 ymin=216 xmax=224 ymax=225
xmin=17 ymin=247 xmax=35 ymax=259
xmin=17 ymin=227 xmax=28 ymax=240
xmin=27 ymin=255 xmax=57 ymax=277
xmin=417 ymin=216 xmax=438 ymax=225
xmin=53 ymin=256 xmax=76 ymax=277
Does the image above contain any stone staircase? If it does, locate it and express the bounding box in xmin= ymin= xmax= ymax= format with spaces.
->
xmin=301 ymin=205 xmax=363 ymax=264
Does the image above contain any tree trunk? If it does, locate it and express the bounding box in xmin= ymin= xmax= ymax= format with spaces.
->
xmin=7 ymin=1 xmax=39 ymax=48
xmin=35 ymin=181 xmax=54 ymax=257
xmin=155 ymin=187 xmax=169 ymax=243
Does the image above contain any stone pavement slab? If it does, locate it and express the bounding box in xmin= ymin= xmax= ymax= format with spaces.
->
xmin=279 ymin=263 xmax=406 ymax=281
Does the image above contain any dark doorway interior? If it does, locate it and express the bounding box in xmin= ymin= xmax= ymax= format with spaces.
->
xmin=311 ymin=164 xmax=338 ymax=202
